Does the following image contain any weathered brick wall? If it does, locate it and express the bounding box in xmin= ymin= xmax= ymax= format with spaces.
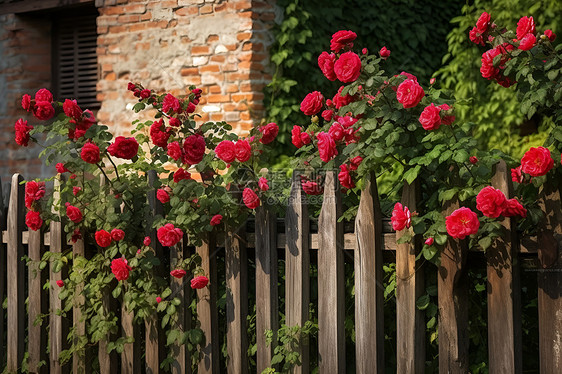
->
xmin=96 ymin=0 xmax=276 ymax=135
xmin=0 ymin=13 xmax=52 ymax=190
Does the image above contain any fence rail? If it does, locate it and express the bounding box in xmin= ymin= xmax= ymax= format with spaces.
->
xmin=0 ymin=163 xmax=561 ymax=373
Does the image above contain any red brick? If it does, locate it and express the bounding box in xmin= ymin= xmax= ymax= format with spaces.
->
xmin=140 ymin=12 xmax=152 ymax=21
xmin=118 ymin=14 xmax=141 ymax=24
xmin=207 ymin=95 xmax=230 ymax=103
xmin=123 ymin=4 xmax=147 ymax=14
xmin=214 ymin=3 xmax=227 ymax=12
xmin=209 ymin=85 xmax=221 ymax=94
xmin=207 ymin=34 xmax=219 ymax=43
xmin=101 ymin=6 xmax=126 ymax=16
xmin=240 ymin=112 xmax=251 ymax=121
xmin=108 ymin=25 xmax=128 ymax=34
xmin=210 ymin=55 xmax=226 ymax=63
xmin=181 ymin=68 xmax=199 ymax=76
xmin=210 ymin=113 xmax=224 ymax=121
xmin=200 ymin=4 xmax=213 ymax=14
xmin=237 ymin=32 xmax=252 ymax=41
xmin=242 ymin=42 xmax=263 ymax=51
xmin=199 ymin=65 xmax=220 ymax=73
xmin=191 ymin=45 xmax=210 ymax=55
xmin=226 ymin=84 xmax=239 ymax=93
xmin=235 ymin=1 xmax=252 ymax=10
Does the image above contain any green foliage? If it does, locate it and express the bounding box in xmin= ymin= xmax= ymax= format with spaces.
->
xmin=265 ymin=0 xmax=464 ymax=156
xmin=438 ymin=0 xmax=561 ymax=157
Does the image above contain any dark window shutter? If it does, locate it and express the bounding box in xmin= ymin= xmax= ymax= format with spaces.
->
xmin=52 ymin=11 xmax=99 ymax=110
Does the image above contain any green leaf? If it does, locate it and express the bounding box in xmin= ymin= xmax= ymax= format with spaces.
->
xmin=403 ymin=165 xmax=421 ymax=185
xmin=416 ymin=294 xmax=430 ymax=310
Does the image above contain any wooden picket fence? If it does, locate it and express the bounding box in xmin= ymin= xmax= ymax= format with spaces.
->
xmin=1 ymin=160 xmax=561 ymax=373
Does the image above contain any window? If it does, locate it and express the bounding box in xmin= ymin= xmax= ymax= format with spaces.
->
xmin=52 ymin=9 xmax=99 ymax=110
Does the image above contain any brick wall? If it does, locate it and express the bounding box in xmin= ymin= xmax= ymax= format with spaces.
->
xmin=0 ymin=12 xmax=52 ymax=191
xmin=0 ymin=0 xmax=277 ymax=195
xmin=96 ymin=0 xmax=276 ymax=135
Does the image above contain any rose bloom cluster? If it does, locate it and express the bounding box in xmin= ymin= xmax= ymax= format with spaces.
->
xmin=511 ymin=146 xmax=560 ymax=184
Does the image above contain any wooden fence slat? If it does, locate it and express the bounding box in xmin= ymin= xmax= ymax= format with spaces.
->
xmin=317 ymin=170 xmax=345 ymax=373
xmin=487 ymin=160 xmax=522 ymax=373
xmin=49 ymin=176 xmax=70 ymax=374
xmin=438 ymin=197 xmax=468 ymax=373
xmin=396 ymin=180 xmax=424 ymax=374
xmin=537 ymin=180 xmax=562 ymax=373
xmin=28 ymin=226 xmax=48 ymax=374
xmin=226 ymin=227 xmax=249 ymax=373
xmin=354 ymin=174 xmax=384 ymax=373
xmin=7 ymin=174 xmax=25 ymax=372
xmin=72 ymin=238 xmax=91 ymax=374
xmin=0 ymin=180 xmax=6 ymax=367
xmin=197 ymin=235 xmax=219 ymax=373
xmin=255 ymin=206 xmax=278 ymax=372
xmin=146 ymin=170 xmax=166 ymax=374
xmin=285 ymin=173 xmax=310 ymax=374
xmin=121 ymin=301 xmax=141 ymax=374
xmin=170 ymin=237 xmax=192 ymax=374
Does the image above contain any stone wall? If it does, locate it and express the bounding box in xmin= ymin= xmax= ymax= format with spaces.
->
xmin=0 ymin=0 xmax=277 ymax=194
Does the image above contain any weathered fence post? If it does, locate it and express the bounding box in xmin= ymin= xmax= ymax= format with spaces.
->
xmin=7 ymin=174 xmax=25 ymax=372
xmin=438 ymin=196 xmax=468 ymax=373
xmin=317 ymin=170 xmax=345 ymax=372
xmin=354 ymin=173 xmax=384 ymax=373
xmin=121 ymin=300 xmax=141 ymax=374
xmin=226 ymin=225 xmax=249 ymax=373
xmin=487 ymin=160 xmax=522 ymax=373
xmin=0 ymin=180 xmax=6 ymax=367
xmin=146 ymin=170 xmax=166 ymax=373
xmin=285 ymin=172 xmax=310 ymax=373
xmin=72 ymin=237 xmax=91 ymax=374
xmin=49 ymin=176 xmax=71 ymax=374
xmin=170 ymin=236 xmax=192 ymax=374
xmin=396 ymin=179 xmax=424 ymax=374
xmin=255 ymin=205 xmax=278 ymax=372
xmin=537 ymin=179 xmax=562 ymax=373
xmin=197 ymin=234 xmax=219 ymax=373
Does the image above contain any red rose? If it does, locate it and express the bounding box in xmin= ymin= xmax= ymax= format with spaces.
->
xmin=396 ymin=79 xmax=425 ymax=109
xmin=15 ymin=118 xmax=33 ymax=146
xmin=25 ymin=181 xmax=46 ymax=209
xmin=32 ymin=101 xmax=55 ymax=121
xmin=300 ymin=132 xmax=311 ymax=145
xmin=446 ymin=207 xmax=480 ymax=239
xmin=173 ymin=168 xmax=191 ymax=183
xmin=170 ymin=269 xmax=187 ymax=279
xmin=333 ymin=86 xmax=354 ymax=109
xmin=322 ymin=109 xmax=334 ymax=121
xmin=73 ymin=187 xmax=81 ymax=196
xmin=210 ymin=214 xmax=223 ymax=226
xmin=259 ymin=123 xmax=279 ymax=144
xmin=56 ymin=280 xmax=64 ymax=287
xmin=425 ymin=237 xmax=434 ymax=246
xmin=162 ymin=93 xmax=181 ymax=114
xmin=391 ymin=202 xmax=411 ymax=231
xmin=21 ymin=94 xmax=31 ymax=111
xmin=127 ymin=82 xmax=136 ymax=91
xmin=107 ymin=137 xmax=139 ymax=160
xmin=235 ymin=139 xmax=251 ymax=162
xmin=338 ymin=164 xmax=355 ymax=189
xmin=35 ymin=88 xmax=53 ymax=102
xmin=157 ymin=189 xmax=170 ymax=204
xmin=26 ymin=211 xmax=43 ymax=231
xmin=150 ymin=119 xmax=170 ymax=148
xmin=215 ymin=140 xmax=236 ymax=163
xmin=186 ymin=102 xmax=197 ymax=113
xmin=334 ymin=51 xmax=361 ymax=83
xmin=330 ymin=30 xmax=357 ymax=53
xmin=63 ymin=99 xmax=83 ymax=120
xmin=111 ymin=258 xmax=132 ymax=281
xmin=544 ymin=29 xmax=556 ymax=42
xmin=191 ymin=275 xmax=209 ymax=289
xmin=476 ymin=186 xmax=507 ymax=218
xmin=65 ymin=203 xmax=83 ymax=223
xmin=242 ymin=188 xmax=260 ymax=209
xmin=419 ymin=103 xmax=442 ymax=130
xmin=56 ymin=163 xmax=69 ymax=173
xmin=300 ymin=91 xmax=324 ymax=116
xmin=71 ymin=229 xmax=82 ymax=243
xmin=438 ymin=103 xmax=455 ymax=125
xmin=156 ymin=296 xmax=162 ymax=303
xmin=157 ymin=223 xmax=184 ymax=247
xmin=503 ymin=198 xmax=527 ymax=218
xmin=183 ymin=134 xmax=206 ymax=165
xmin=480 ymin=48 xmax=502 ymax=79
xmin=292 ymin=126 xmax=304 ymax=148
xmin=519 ymin=33 xmax=536 ymax=50
xmin=475 ymin=12 xmax=491 ymax=33
xmin=301 ymin=180 xmax=322 ymax=195
xmin=258 ymin=177 xmax=269 ymax=191
xmin=81 ymin=142 xmax=100 ymax=164
xmin=167 ymin=141 xmax=182 ymax=160
xmin=511 ymin=165 xmax=524 ymax=183
xmin=95 ymin=230 xmax=112 ymax=247
xmin=521 ymin=147 xmax=554 ymax=177
xmin=329 ymin=122 xmax=344 ymax=141
xmin=144 ymin=236 xmax=151 ymax=246
xmin=349 ymin=156 xmax=363 ymax=170
xmin=516 ymin=16 xmax=535 ymax=40
xmin=317 ymin=132 xmax=337 ymax=162
xmin=379 ymin=46 xmax=391 ymax=59
xmin=469 ymin=156 xmax=478 ymax=164
xmin=318 ymin=51 xmax=337 ymax=81
xmin=168 ymin=117 xmax=181 ymax=127
xmin=337 ymin=115 xmax=358 ymax=129
xmin=111 ymin=228 xmax=125 ymax=242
